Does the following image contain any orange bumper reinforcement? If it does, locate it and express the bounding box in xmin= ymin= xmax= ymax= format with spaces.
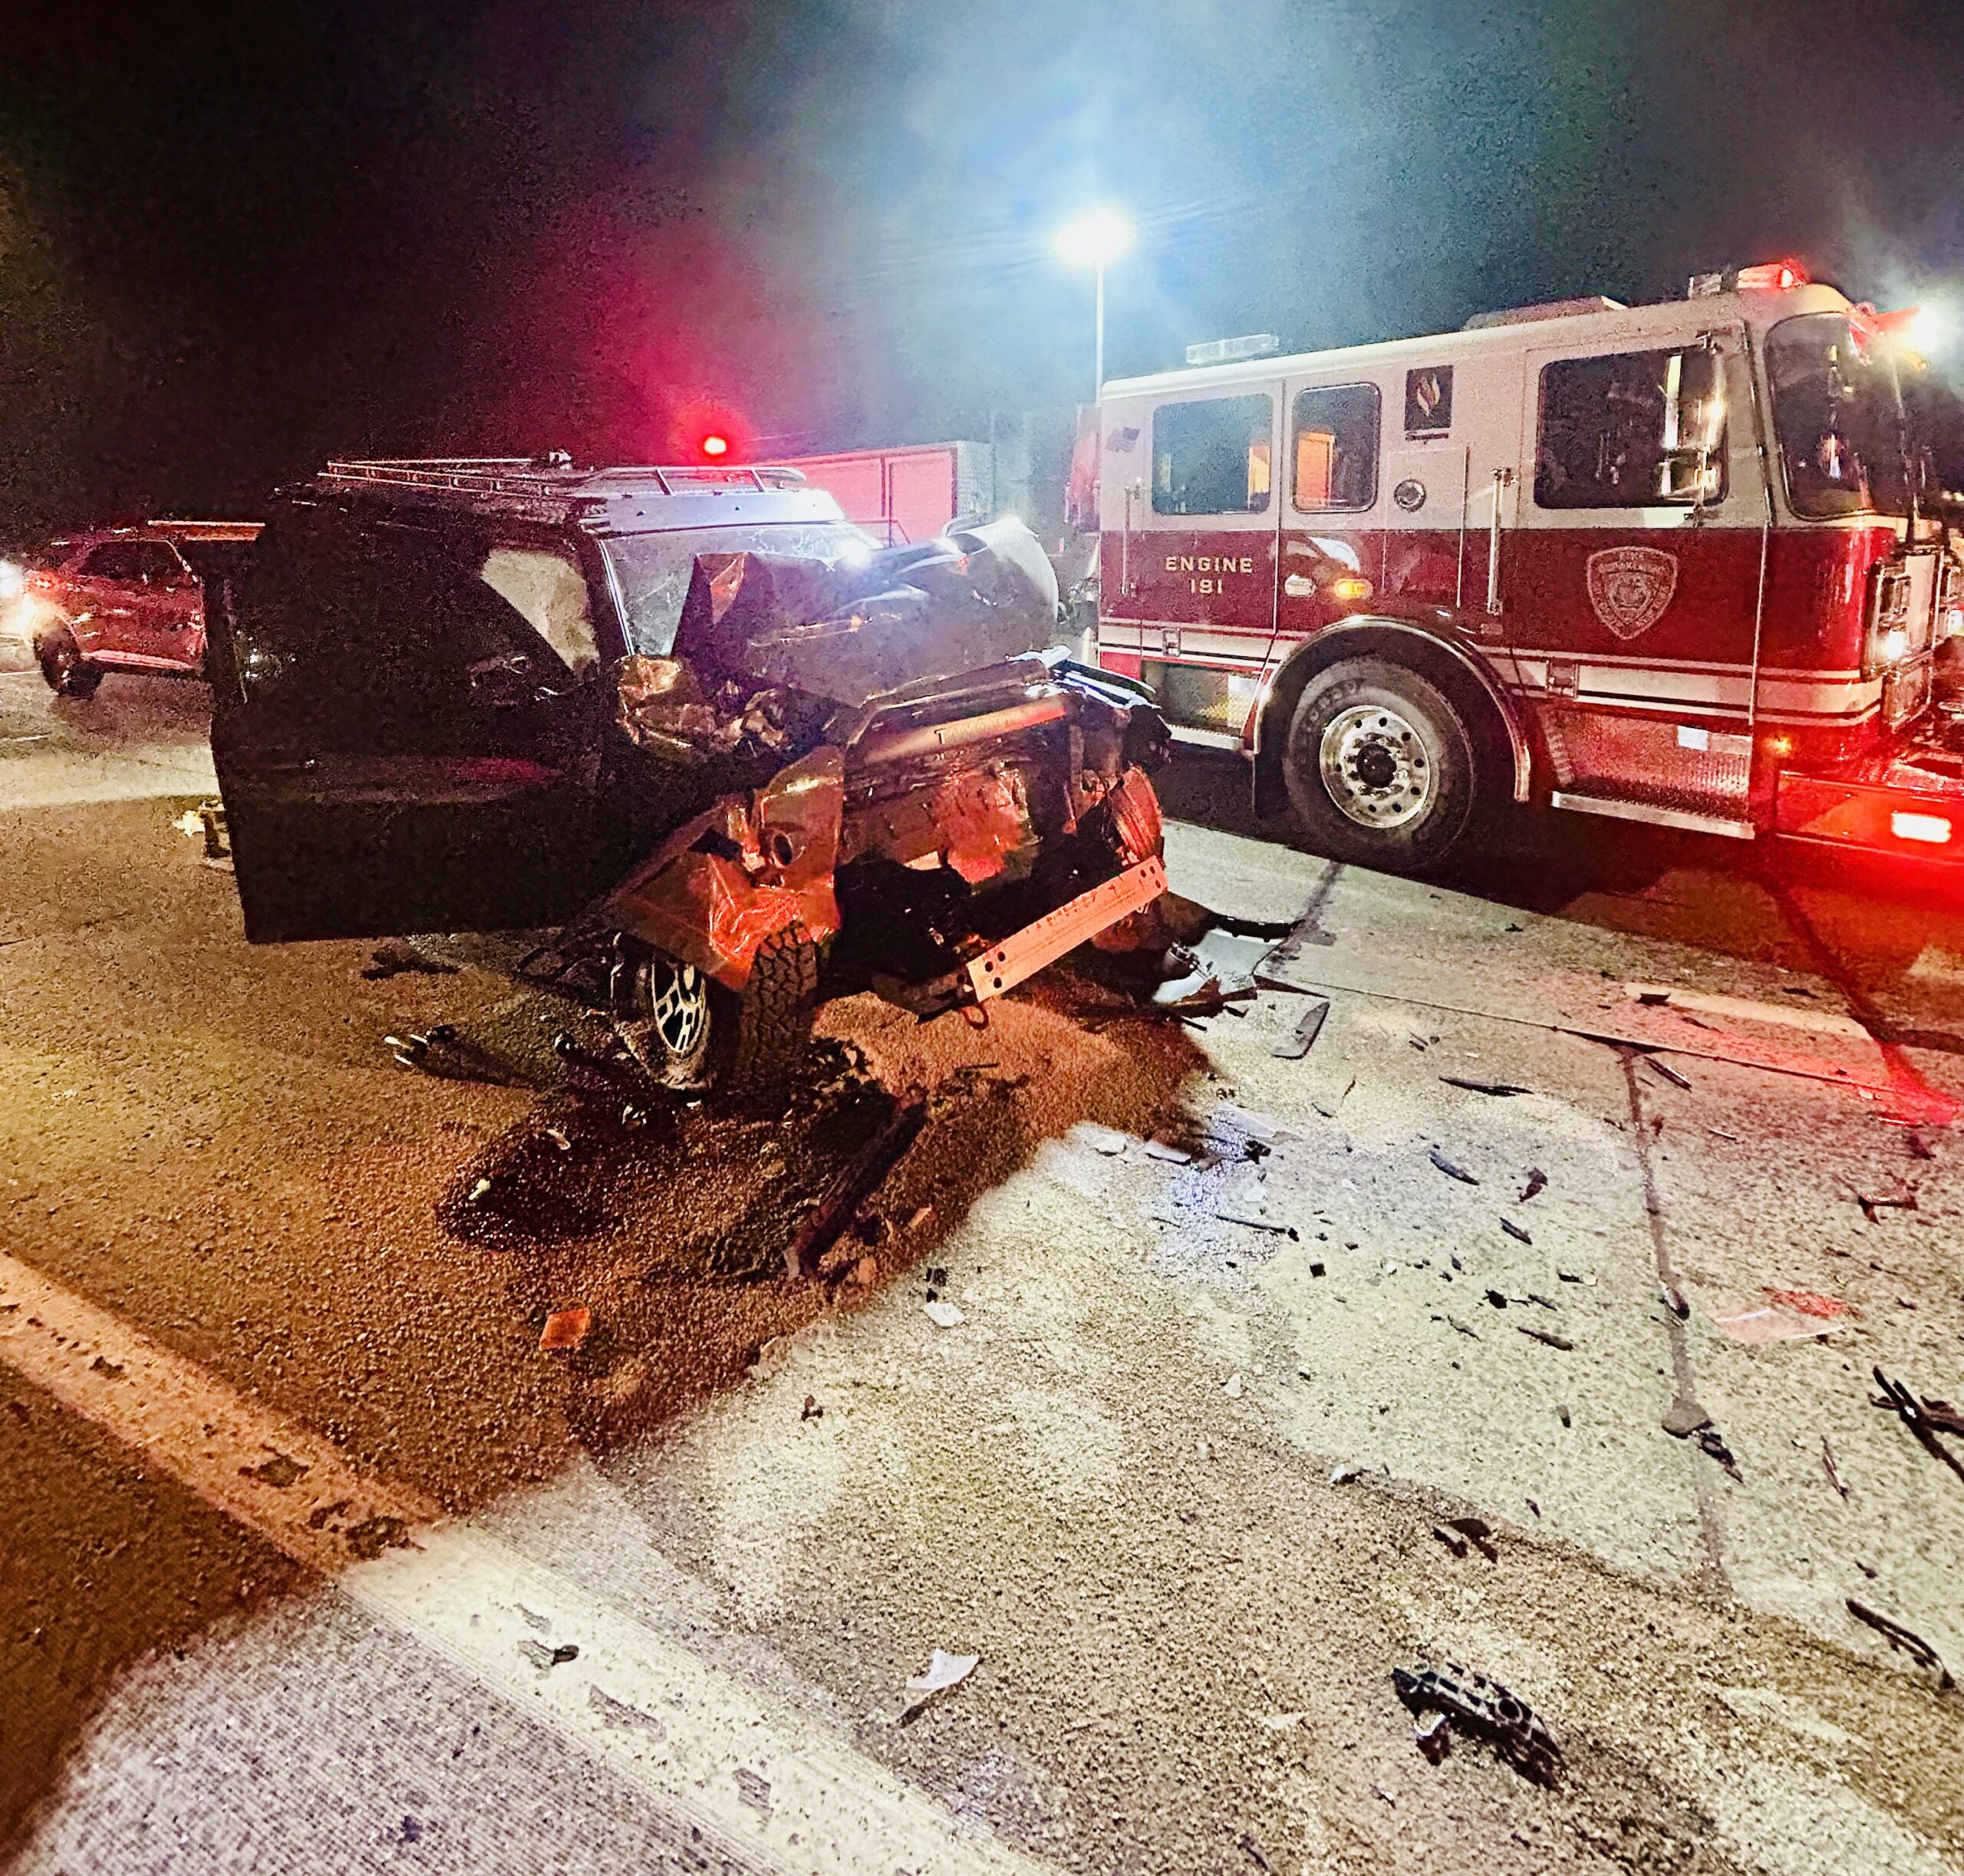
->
xmin=963 ymin=856 xmax=1168 ymax=1007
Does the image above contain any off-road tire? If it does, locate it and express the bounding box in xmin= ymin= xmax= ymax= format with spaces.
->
xmin=710 ymin=925 xmax=824 ymax=1093
xmin=1282 ymin=657 xmax=1478 ymax=874
xmin=38 ymin=630 xmax=103 ymax=698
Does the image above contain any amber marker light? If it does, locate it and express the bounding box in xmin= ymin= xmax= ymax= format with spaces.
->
xmin=1330 ymin=576 xmax=1372 ymax=603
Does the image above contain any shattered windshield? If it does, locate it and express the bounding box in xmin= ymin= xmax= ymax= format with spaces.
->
xmin=1767 ymin=313 xmax=1913 ymax=519
xmin=601 ymin=523 xmax=874 ymax=655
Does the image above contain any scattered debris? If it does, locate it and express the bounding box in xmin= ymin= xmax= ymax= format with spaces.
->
xmin=902 ymin=1648 xmax=979 ymax=1719
xmin=1557 ymin=1403 xmax=1572 ymax=1428
xmin=1440 ymin=1076 xmax=1531 ymax=1097
xmin=1414 ymin=1711 xmax=1451 ymax=1762
xmin=1447 ymin=1516 xmax=1498 ymax=1561
xmin=1429 ymin=1146 xmax=1478 ymax=1185
xmin=1446 ymin=1316 xmax=1480 ymax=1339
xmin=239 ymin=1450 xmax=308 ymax=1489
xmin=1641 ymin=1055 xmax=1692 ymax=1091
xmin=1518 ymin=1168 xmax=1547 ymax=1203
xmin=1871 ymin=1366 xmax=1964 ymax=1484
xmin=1330 ymin=1463 xmax=1365 ymax=1485
xmin=1214 ymin=1174 xmax=1297 ymax=1236
xmin=362 ymin=938 xmax=458 ymax=980
xmin=1144 ymin=1139 xmax=1192 ymax=1164
xmin=924 ymin=1300 xmax=965 ymax=1329
xmin=1310 ymin=1076 xmax=1355 ymax=1119
xmin=905 ymin=1204 xmax=935 ymax=1231
xmin=1846 ymin=1600 xmax=1954 ymax=1690
xmin=1501 ymin=1218 xmax=1532 ymax=1246
xmin=734 ymin=1768 xmax=772 ymax=1815
xmin=1308 ymin=1261 xmax=1326 ymax=1278
xmin=783 ymin=1090 xmax=928 ymax=1279
xmin=541 ymin=1126 xmax=573 ymax=1153
xmin=539 ymin=1308 xmax=592 ymax=1353
xmin=1821 ymin=1435 xmax=1850 ymax=1499
xmin=519 ymin=1640 xmax=581 ymax=1671
xmin=1272 ymin=996 xmax=1331 ymax=1060
xmin=1713 ymin=1293 xmax=1845 ymax=1344
xmin=1662 ymin=1397 xmax=1712 ymax=1439
xmin=1661 ymin=1284 xmax=1689 ymax=1319
xmin=1485 ymin=1289 xmax=1508 ymax=1309
xmin=1856 ymin=1189 xmax=1919 ymax=1224
xmin=1517 ymin=1324 xmax=1574 ymax=1351
xmin=850 ymin=1255 xmax=879 ymax=1287
xmin=1392 ymin=1661 xmax=1562 ymax=1785
xmin=1431 ymin=1524 xmax=1468 ymax=1558
xmin=88 ymin=1354 xmax=124 ymax=1380
xmin=467 ymin=1177 xmax=493 ymax=1204
xmin=1709 ymin=1126 xmax=1741 ymax=1141
xmin=801 ymin=1395 xmax=823 ymax=1421
xmin=1077 ymin=1123 xmax=1131 ymax=1155
xmin=1224 ymin=1373 xmax=1245 ymax=1399
xmin=588 ymin=1683 xmax=667 ymax=1735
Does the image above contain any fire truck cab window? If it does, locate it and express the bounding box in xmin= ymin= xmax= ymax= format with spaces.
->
xmin=1535 ymin=348 xmax=1727 ymax=509
xmin=1152 ymin=396 xmax=1274 ymax=516
xmin=1291 ymin=384 xmax=1379 ymax=512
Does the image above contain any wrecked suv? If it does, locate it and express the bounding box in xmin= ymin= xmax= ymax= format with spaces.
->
xmin=206 ymin=457 xmax=1168 ymax=1089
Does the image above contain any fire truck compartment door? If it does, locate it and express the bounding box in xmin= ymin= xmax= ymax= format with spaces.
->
xmin=1513 ymin=325 xmax=1765 ymax=829
xmin=1100 ymin=384 xmax=1282 ymax=658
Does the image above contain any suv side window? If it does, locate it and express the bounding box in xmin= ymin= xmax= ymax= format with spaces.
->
xmin=1535 ymin=348 xmax=1728 ymax=509
xmin=131 ymin=541 xmax=188 ymax=583
xmin=1152 ymin=395 xmax=1274 ymax=516
xmin=233 ymin=517 xmax=555 ymax=747
xmin=1291 ymin=384 xmax=1380 ymax=512
xmin=81 ymin=544 xmax=142 ymax=580
xmin=478 ymin=546 xmax=598 ymax=673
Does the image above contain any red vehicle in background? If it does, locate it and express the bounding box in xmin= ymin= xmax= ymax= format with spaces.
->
xmin=3 ymin=519 xmax=262 ymax=697
xmin=1083 ymin=264 xmax=1964 ymax=873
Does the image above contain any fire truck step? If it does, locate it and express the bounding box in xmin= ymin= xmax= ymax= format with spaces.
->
xmin=1550 ymin=790 xmax=1755 ymax=840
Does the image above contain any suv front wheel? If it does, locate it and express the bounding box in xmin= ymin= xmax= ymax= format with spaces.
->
xmin=38 ymin=628 xmax=104 ymax=698
xmin=613 ymin=927 xmax=823 ymax=1094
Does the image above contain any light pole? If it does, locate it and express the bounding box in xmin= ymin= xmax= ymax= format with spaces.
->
xmin=1053 ymin=206 xmax=1135 ymax=401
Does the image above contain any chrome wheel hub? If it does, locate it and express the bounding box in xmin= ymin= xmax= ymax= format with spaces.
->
xmin=648 ymin=956 xmax=708 ymax=1059
xmin=1319 ymin=704 xmax=1433 ymax=829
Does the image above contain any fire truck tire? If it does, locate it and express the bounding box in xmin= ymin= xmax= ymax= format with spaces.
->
xmin=38 ymin=630 xmax=103 ymax=698
xmin=1282 ymin=658 xmax=1479 ymax=873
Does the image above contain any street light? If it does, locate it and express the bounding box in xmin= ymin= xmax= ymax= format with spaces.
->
xmin=1053 ymin=206 xmax=1135 ymax=400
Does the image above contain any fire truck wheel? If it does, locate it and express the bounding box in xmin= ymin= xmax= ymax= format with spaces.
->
xmin=1283 ymin=659 xmax=1478 ymax=872
xmin=38 ymin=630 xmax=103 ymax=698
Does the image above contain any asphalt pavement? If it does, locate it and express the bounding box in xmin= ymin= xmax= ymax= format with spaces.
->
xmin=2 ymin=668 xmax=1962 ymax=1874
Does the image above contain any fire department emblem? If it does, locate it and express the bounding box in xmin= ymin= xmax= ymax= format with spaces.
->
xmin=1585 ymin=546 xmax=1678 ymax=640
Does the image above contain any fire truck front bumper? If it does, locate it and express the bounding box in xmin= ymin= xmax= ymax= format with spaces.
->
xmin=1775 ymin=737 xmax=1964 ymax=861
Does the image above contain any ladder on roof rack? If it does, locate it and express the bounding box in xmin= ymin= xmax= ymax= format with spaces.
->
xmin=319 ymin=457 xmax=808 ymax=497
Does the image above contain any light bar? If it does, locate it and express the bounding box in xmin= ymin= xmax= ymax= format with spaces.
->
xmin=1185 ymin=334 xmax=1280 ymax=368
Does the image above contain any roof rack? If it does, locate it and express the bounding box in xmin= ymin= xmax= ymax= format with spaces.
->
xmin=318 ymin=457 xmax=808 ymax=498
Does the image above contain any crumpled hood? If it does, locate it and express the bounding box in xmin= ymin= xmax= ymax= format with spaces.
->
xmin=668 ymin=516 xmax=1061 ymax=709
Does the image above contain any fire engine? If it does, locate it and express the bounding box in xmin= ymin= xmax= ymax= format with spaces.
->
xmin=1083 ymin=263 xmax=1964 ymax=872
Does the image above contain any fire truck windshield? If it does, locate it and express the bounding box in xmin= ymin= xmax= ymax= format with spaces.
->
xmin=1768 ymin=312 xmax=1913 ymax=519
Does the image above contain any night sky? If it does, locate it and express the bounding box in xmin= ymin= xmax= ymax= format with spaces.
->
xmin=2 ymin=0 xmax=1960 ymax=536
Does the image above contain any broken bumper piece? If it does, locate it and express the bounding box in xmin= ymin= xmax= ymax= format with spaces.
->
xmin=875 ymin=856 xmax=1168 ymax=1017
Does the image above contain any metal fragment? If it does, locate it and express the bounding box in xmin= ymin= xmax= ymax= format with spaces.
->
xmin=1392 ymin=1661 xmax=1562 ymax=1785
xmin=1429 ymin=1146 xmax=1478 ymax=1185
xmin=1846 ymin=1599 xmax=1953 ymax=1689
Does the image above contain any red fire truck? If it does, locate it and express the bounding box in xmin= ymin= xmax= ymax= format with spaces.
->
xmin=1084 ymin=264 xmax=1964 ymax=872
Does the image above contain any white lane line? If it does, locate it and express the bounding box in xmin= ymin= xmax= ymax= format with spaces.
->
xmin=0 ymin=1251 xmax=438 ymax=1571
xmin=0 ymin=1251 xmax=1050 ymax=1876
xmin=1623 ymin=982 xmax=1872 ymax=1040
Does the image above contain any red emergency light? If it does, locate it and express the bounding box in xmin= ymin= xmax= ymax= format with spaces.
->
xmin=1735 ymin=259 xmax=1809 ymax=292
xmin=700 ymin=434 xmax=730 ymax=458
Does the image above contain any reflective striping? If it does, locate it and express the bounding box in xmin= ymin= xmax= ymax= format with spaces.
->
xmin=0 ymin=1251 xmax=1053 ymax=1876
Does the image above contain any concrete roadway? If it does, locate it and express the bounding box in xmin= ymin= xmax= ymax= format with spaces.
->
xmin=2 ymin=665 xmax=1962 ymax=1874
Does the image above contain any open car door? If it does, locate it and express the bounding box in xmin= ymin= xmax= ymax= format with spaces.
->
xmin=207 ymin=509 xmax=631 ymax=941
